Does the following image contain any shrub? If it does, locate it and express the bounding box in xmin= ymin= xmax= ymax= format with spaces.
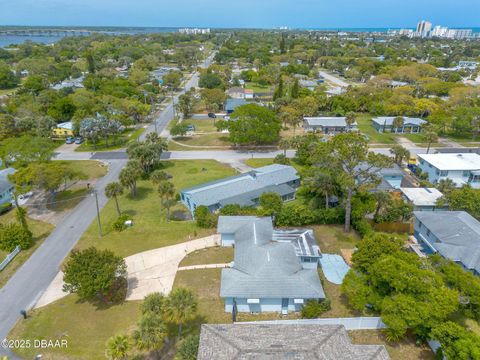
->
xmin=112 ymin=214 xmax=131 ymax=232
xmin=273 ymin=154 xmax=290 ymax=165
xmin=176 ymin=334 xmax=199 ymax=360
xmin=195 ymin=205 xmax=217 ymax=228
xmin=276 ymin=204 xmax=316 ymax=226
xmin=0 ymin=222 xmax=33 ymax=251
xmin=352 ymin=218 xmax=374 ymax=237
xmin=219 ymin=204 xmax=257 ymax=216
xmin=301 ymin=299 xmax=331 ymax=318
xmin=0 ymin=202 xmax=12 ymax=215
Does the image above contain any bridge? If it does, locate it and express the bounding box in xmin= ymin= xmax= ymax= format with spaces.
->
xmin=0 ymin=28 xmax=93 ymax=37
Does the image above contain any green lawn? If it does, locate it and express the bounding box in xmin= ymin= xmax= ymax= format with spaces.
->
xmin=9 ymin=295 xmax=141 ymax=360
xmin=76 ymin=127 xmax=145 ymax=152
xmin=76 ymin=160 xmax=237 ymax=258
xmin=170 ymin=133 xmax=231 ymax=148
xmin=244 ymin=82 xmax=273 ymax=93
xmin=179 ymin=246 xmax=234 ymax=267
xmin=59 ymin=160 xmax=109 ymax=180
xmin=0 ymin=87 xmax=17 ymax=96
xmin=0 ymin=212 xmax=54 ymax=288
xmin=313 ymin=224 xmax=360 ymax=254
xmin=244 ymin=158 xmax=307 ymax=173
xmin=184 ymin=119 xmax=217 ymax=132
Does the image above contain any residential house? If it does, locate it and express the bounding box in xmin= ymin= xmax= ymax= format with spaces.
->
xmin=198 ymin=324 xmax=391 ymax=360
xmin=217 ymin=216 xmax=321 ymax=268
xmin=180 ymin=164 xmax=300 ymax=215
xmin=224 ymin=99 xmax=247 ymax=114
xmin=219 ymin=216 xmax=325 ymax=313
xmin=0 ymin=168 xmax=15 ymax=205
xmin=414 ymin=211 xmax=480 ymax=275
xmin=299 ymin=79 xmax=318 ymax=91
xmin=325 ymin=86 xmax=346 ymax=97
xmin=244 ymin=89 xmax=254 ymax=99
xmin=372 ymin=116 xmax=427 ymax=133
xmin=225 ymin=87 xmax=245 ymax=99
xmin=356 ymin=163 xmax=405 ymax=191
xmin=417 ymin=153 xmax=480 ymax=188
xmin=303 ymin=117 xmax=357 ymax=134
xmin=52 ymin=121 xmax=74 ymax=137
xmin=400 ymin=187 xmax=445 ymax=211
xmin=51 ymin=76 xmax=84 ymax=91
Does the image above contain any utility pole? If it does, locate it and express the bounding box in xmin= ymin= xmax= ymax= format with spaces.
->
xmin=93 ymin=190 xmax=102 ymax=237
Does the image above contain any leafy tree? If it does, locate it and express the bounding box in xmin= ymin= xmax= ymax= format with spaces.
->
xmin=105 ymin=182 xmax=124 ymax=216
xmin=291 ymin=78 xmax=300 ymax=99
xmin=79 ymin=116 xmax=121 ymax=149
xmin=273 ymin=76 xmax=284 ymax=100
xmin=431 ymin=322 xmax=480 ymax=360
xmin=0 ymin=114 xmax=16 ymax=140
xmin=194 ymin=205 xmax=216 ymax=228
xmin=0 ymin=222 xmax=33 ymax=251
xmin=176 ymin=91 xmax=195 ymax=119
xmin=163 ymin=71 xmax=182 ymax=89
xmin=201 ymin=88 xmax=226 ymax=112
xmin=259 ymin=192 xmax=283 ymax=216
xmin=119 ymin=160 xmax=143 ymax=197
xmin=0 ymin=135 xmax=54 ymax=167
xmin=105 ymin=334 xmax=129 ymax=360
xmin=176 ymin=334 xmax=199 ymax=360
xmin=150 ymin=170 xmax=169 ymax=185
xmin=304 ymin=170 xmax=338 ymax=209
xmin=389 ymin=144 xmax=410 ymax=165
xmin=170 ymin=123 xmax=190 ymax=137
xmin=301 ymin=299 xmax=331 ymax=318
xmin=127 ymin=138 xmax=167 ymax=174
xmin=227 ymin=104 xmax=281 ymax=145
xmin=0 ymin=61 xmax=18 ymax=89
xmin=163 ymin=287 xmax=198 ymax=337
xmin=311 ymin=133 xmax=392 ymax=232
xmin=199 ymin=72 xmax=223 ymax=89
xmin=63 ymin=247 xmax=127 ymax=303
xmin=437 ymin=186 xmax=480 ymax=220
xmin=392 ymin=116 xmax=404 ymax=133
xmin=279 ymin=105 xmax=302 ymax=134
xmin=372 ymin=191 xmax=392 ymax=219
xmin=133 ymin=313 xmax=168 ymax=355
xmin=22 ymin=75 xmax=46 ymax=94
xmin=345 ymin=112 xmax=357 ymax=129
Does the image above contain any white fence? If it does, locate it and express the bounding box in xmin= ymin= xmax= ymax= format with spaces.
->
xmin=0 ymin=245 xmax=21 ymax=271
xmin=237 ymin=317 xmax=386 ymax=330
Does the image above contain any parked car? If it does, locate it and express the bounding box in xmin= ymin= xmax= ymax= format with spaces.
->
xmin=74 ymin=137 xmax=84 ymax=144
xmin=65 ymin=137 xmax=75 ymax=144
xmin=208 ymin=112 xmax=217 ymax=118
xmin=186 ymin=124 xmax=195 ymax=132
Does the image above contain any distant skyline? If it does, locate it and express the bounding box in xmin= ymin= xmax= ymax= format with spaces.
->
xmin=0 ymin=0 xmax=479 ymax=29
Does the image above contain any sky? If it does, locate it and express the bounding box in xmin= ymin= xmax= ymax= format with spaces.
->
xmin=0 ymin=0 xmax=479 ymax=29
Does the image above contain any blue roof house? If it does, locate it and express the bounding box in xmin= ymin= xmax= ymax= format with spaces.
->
xmin=0 ymin=168 xmax=16 ymax=205
xmin=224 ymin=99 xmax=247 ymax=114
xmin=372 ymin=116 xmax=427 ymax=133
xmin=414 ymin=211 xmax=480 ymax=276
xmin=180 ymin=165 xmax=300 ymax=216
xmin=218 ymin=216 xmax=325 ymax=314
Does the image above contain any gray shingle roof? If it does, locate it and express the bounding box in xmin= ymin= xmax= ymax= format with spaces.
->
xmin=372 ymin=116 xmax=427 ymax=127
xmin=0 ymin=168 xmax=15 ymax=194
xmin=181 ymin=165 xmax=299 ymax=208
xmin=219 ymin=217 xmax=324 ymax=299
xmin=225 ymin=98 xmax=247 ymax=112
xmin=414 ymin=211 xmax=480 ymax=272
xmin=198 ymin=324 xmax=391 ymax=360
xmin=304 ymin=117 xmax=356 ymax=128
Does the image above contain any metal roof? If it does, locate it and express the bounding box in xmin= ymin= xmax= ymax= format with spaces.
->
xmin=304 ymin=117 xmax=356 ymax=127
xmin=224 ymin=98 xmax=247 ymax=111
xmin=198 ymin=324 xmax=391 ymax=360
xmin=414 ymin=211 xmax=480 ymax=273
xmin=418 ymin=153 xmax=480 ymax=171
xmin=372 ymin=116 xmax=427 ymax=127
xmin=181 ymin=165 xmax=299 ymax=208
xmin=219 ymin=217 xmax=325 ymax=299
xmin=401 ymin=187 xmax=443 ymax=207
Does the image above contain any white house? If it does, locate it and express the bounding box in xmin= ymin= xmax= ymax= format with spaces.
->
xmin=400 ymin=187 xmax=445 ymax=211
xmin=417 ymin=153 xmax=480 ymax=188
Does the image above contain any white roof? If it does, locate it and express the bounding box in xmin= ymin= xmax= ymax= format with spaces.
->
xmin=56 ymin=121 xmax=73 ymax=130
xmin=418 ymin=153 xmax=480 ymax=171
xmin=400 ymin=187 xmax=443 ymax=206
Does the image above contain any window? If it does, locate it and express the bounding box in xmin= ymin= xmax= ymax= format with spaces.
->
xmin=463 ymin=171 xmax=470 ymax=177
xmin=427 ymin=230 xmax=431 ymax=236
xmin=440 ymin=170 xmax=448 ymax=176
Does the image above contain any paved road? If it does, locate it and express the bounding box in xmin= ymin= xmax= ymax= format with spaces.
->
xmin=0 ymin=53 xmax=217 ymax=354
xmin=318 ymin=70 xmax=350 ymax=88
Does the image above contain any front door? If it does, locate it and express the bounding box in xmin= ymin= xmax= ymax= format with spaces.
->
xmin=281 ymin=298 xmax=289 ymax=315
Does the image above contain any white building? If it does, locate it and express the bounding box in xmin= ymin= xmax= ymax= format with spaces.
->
xmin=400 ymin=187 xmax=445 ymax=211
xmin=417 ymin=153 xmax=480 ymax=188
xmin=416 ymin=20 xmax=432 ymax=37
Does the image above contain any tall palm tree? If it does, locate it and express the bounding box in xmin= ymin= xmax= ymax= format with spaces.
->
xmin=158 ymin=181 xmax=175 ymax=220
xmin=150 ymin=170 xmax=169 ymax=185
xmin=105 ymin=334 xmax=129 ymax=360
xmin=308 ymin=171 xmax=337 ymax=209
xmin=392 ymin=116 xmax=404 ymax=133
xmin=105 ymin=182 xmax=124 ymax=216
xmin=437 ymin=178 xmax=456 ymax=195
xmin=119 ymin=160 xmax=142 ymax=198
xmin=163 ymin=287 xmax=198 ymax=338
xmin=278 ymin=138 xmax=291 ymax=156
xmin=424 ymin=130 xmax=438 ymax=154
xmin=389 ymin=144 xmax=410 ymax=165
xmin=133 ymin=313 xmax=168 ymax=355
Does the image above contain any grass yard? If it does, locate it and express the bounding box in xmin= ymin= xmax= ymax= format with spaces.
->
xmin=179 ymin=246 xmax=234 ymax=267
xmin=9 ymin=295 xmax=141 ymax=360
xmin=0 ymin=212 xmax=54 ymax=288
xmin=244 ymin=82 xmax=273 ymax=93
xmin=313 ymin=224 xmax=360 ymax=254
xmin=244 ymin=158 xmax=307 ymax=174
xmin=59 ymin=160 xmax=109 ymax=180
xmin=183 ymin=119 xmax=218 ymax=132
xmin=349 ymin=330 xmax=435 ymax=360
xmin=76 ymin=126 xmax=145 ymax=152
xmin=76 ymin=160 xmax=237 ymax=258
xmin=0 ymin=87 xmax=17 ymax=96
xmin=170 ymin=133 xmax=231 ymax=148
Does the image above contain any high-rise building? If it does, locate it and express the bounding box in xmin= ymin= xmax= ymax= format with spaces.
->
xmin=416 ymin=20 xmax=432 ymax=37
xmin=431 ymin=26 xmax=448 ymax=37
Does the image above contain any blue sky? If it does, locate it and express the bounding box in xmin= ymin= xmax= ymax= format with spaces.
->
xmin=0 ymin=0 xmax=478 ymax=28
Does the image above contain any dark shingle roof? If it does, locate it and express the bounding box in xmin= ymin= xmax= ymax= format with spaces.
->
xmin=198 ymin=324 xmax=391 ymax=360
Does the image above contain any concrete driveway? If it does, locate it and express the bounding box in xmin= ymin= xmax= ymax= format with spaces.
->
xmin=35 ymin=234 xmax=220 ymax=307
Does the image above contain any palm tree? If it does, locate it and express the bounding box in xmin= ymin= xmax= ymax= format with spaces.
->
xmin=278 ymin=138 xmax=291 ymax=156
xmin=437 ymin=178 xmax=456 ymax=195
xmin=133 ymin=313 xmax=168 ymax=355
xmin=150 ymin=170 xmax=169 ymax=185
xmin=105 ymin=182 xmax=124 ymax=216
xmin=308 ymin=171 xmax=337 ymax=209
xmin=105 ymin=334 xmax=129 ymax=360
xmin=424 ymin=130 xmax=438 ymax=154
xmin=345 ymin=112 xmax=357 ymax=130
xmin=142 ymin=292 xmax=165 ymax=315
xmin=119 ymin=160 xmax=142 ymax=197
xmin=372 ymin=191 xmax=392 ymax=219
xmin=158 ymin=181 xmax=175 ymax=220
xmin=163 ymin=287 xmax=198 ymax=338
xmin=392 ymin=116 xmax=404 ymax=133
xmin=389 ymin=144 xmax=410 ymax=165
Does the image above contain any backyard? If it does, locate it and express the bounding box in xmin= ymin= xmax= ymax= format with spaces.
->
xmin=75 ymin=126 xmax=145 ymax=152
xmin=75 ymin=160 xmax=237 ymax=257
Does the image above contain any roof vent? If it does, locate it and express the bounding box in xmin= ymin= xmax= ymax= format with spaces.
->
xmin=457 ymin=154 xmax=463 ymax=157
